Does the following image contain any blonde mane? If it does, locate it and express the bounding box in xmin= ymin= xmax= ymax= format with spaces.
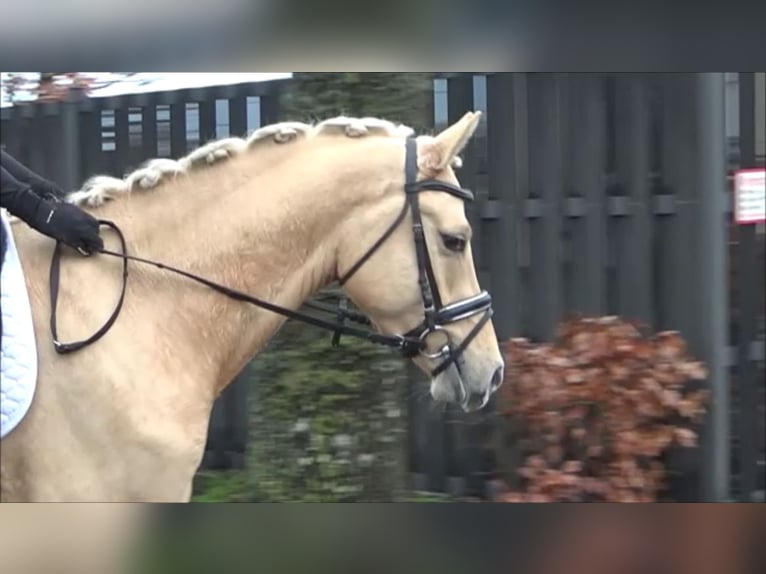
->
xmin=63 ymin=115 xmax=463 ymax=209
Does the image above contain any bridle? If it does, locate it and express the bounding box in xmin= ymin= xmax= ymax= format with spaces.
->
xmin=48 ymin=137 xmax=494 ymax=405
xmin=334 ymin=138 xmax=494 ymax=378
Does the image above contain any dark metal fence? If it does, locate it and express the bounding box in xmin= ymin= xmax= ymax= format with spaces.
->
xmin=415 ymin=72 xmax=764 ymax=502
xmin=728 ymin=73 xmax=765 ymax=502
xmin=2 ymin=73 xmax=763 ymax=501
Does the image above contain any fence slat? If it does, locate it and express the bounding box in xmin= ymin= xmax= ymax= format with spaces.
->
xmin=222 ymin=368 xmax=249 ymax=469
xmin=568 ymin=73 xmax=608 ymax=316
xmin=613 ymin=74 xmax=654 ymax=327
xmin=694 ymin=73 xmax=730 ymax=502
xmin=114 ymin=107 xmax=130 ymax=175
xmin=735 ymin=72 xmax=760 ymax=501
xmin=485 ymin=72 xmax=521 ymax=340
xmin=198 ymin=99 xmax=216 ymax=144
xmin=260 ymin=92 xmax=281 ymax=127
xmin=228 ymin=96 xmax=247 ymax=138
xmin=170 ymin=102 xmax=187 ymax=158
xmin=141 ymin=101 xmax=158 ymax=160
xmin=654 ymin=74 xmax=706 ymax=501
xmin=79 ymin=109 xmax=103 ymax=182
xmin=27 ymin=109 xmax=49 ymax=177
xmin=527 ymin=73 xmax=564 ymax=341
xmin=406 ymin=364 xmax=429 ymax=491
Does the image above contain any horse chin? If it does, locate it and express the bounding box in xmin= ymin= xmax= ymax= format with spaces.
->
xmin=429 ymin=371 xmax=466 ymax=405
xmin=430 ymin=369 xmax=494 ymax=412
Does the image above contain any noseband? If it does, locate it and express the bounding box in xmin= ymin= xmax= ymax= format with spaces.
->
xmin=48 ymin=137 xmax=493 ymax=391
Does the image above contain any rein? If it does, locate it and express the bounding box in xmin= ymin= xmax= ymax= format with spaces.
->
xmin=49 ymin=137 xmax=494 ymax=391
xmin=49 ymin=220 xmax=421 ymax=356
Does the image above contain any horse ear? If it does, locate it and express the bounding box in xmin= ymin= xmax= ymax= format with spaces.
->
xmin=419 ymin=111 xmax=482 ymax=173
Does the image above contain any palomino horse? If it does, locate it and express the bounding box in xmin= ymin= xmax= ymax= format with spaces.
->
xmin=0 ymin=111 xmax=503 ymax=501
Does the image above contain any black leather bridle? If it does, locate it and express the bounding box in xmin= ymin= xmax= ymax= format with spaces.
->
xmin=49 ymin=137 xmax=494 ymax=395
xmin=333 ymin=137 xmax=494 ymax=378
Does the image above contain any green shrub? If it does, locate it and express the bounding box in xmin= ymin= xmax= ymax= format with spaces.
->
xmin=246 ymin=320 xmax=411 ymax=501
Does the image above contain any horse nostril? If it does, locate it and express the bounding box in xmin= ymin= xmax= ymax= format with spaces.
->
xmin=490 ymin=366 xmax=504 ymax=391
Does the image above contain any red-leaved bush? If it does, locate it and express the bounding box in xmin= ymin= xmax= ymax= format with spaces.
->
xmin=494 ymin=316 xmax=710 ymax=502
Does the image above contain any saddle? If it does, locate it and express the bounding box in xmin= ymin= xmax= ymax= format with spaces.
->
xmin=0 ymin=210 xmax=39 ymax=439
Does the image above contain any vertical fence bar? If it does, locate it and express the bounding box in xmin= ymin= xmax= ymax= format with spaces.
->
xmin=568 ymin=73 xmax=608 ymax=316
xmin=657 ymin=75 xmax=698 ymax=336
xmin=613 ymin=74 xmax=654 ymax=327
xmin=99 ymin=103 xmax=118 ymax=176
xmin=80 ymin=103 xmax=104 ymax=179
xmin=198 ymin=96 xmax=216 ymax=144
xmin=511 ymin=74 xmax=531 ymax=336
xmin=656 ymin=74 xmax=707 ymax=500
xmin=527 ymin=73 xmax=564 ymax=342
xmin=114 ymin=105 xmax=131 ymax=175
xmin=32 ymin=106 xmax=55 ymax=180
xmin=559 ymin=75 xmax=576 ymax=313
xmin=406 ymin=363 xmax=430 ymax=492
xmin=141 ymin=99 xmax=158 ymax=159
xmin=26 ymin=106 xmax=47 ymax=176
xmin=420 ymin=366 xmax=447 ymax=493
xmin=204 ymin=399 xmax=227 ymax=469
xmin=228 ymin=95 xmax=248 ymax=137
xmin=62 ymin=97 xmax=83 ymax=191
xmin=485 ymin=72 xmax=521 ymax=340
xmin=126 ymin=105 xmax=145 ymax=169
xmin=169 ymin=101 xmax=187 ymax=158
xmin=260 ymin=90 xmax=281 ymax=126
xmin=222 ymin=368 xmax=249 ymax=469
xmin=735 ymin=72 xmax=759 ymax=501
xmin=696 ymin=73 xmax=730 ymax=502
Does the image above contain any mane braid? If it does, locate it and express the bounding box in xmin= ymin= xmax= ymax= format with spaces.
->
xmin=65 ymin=116 xmax=460 ymax=207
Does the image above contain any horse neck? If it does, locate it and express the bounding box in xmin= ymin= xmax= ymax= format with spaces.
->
xmin=110 ymin=145 xmax=375 ymax=393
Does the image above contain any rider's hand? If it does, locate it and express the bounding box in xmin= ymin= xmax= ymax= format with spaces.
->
xmin=30 ymin=195 xmax=104 ymax=253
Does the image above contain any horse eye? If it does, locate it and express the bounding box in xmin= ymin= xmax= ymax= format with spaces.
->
xmin=441 ymin=233 xmax=467 ymax=253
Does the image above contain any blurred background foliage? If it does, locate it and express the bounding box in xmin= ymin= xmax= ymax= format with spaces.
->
xmin=280 ymin=72 xmax=435 ymax=130
xmin=246 ymin=321 xmax=410 ymax=502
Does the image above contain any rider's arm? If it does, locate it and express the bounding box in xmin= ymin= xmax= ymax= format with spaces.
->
xmin=1 ymin=161 xmax=103 ymax=253
xmin=1 ymin=164 xmax=45 ymax=220
xmin=1 ymin=149 xmax=65 ymax=201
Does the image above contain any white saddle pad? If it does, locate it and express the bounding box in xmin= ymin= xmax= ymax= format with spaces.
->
xmin=1 ymin=211 xmax=38 ymax=439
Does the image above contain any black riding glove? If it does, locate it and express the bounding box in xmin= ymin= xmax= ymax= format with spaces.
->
xmin=4 ymin=185 xmax=104 ymax=253
xmin=38 ymin=198 xmax=104 ymax=253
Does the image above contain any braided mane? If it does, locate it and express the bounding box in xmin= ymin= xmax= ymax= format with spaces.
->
xmin=65 ymin=116 xmax=457 ymax=207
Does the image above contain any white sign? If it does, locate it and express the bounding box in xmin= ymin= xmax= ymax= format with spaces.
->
xmin=734 ymin=168 xmax=766 ymax=225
